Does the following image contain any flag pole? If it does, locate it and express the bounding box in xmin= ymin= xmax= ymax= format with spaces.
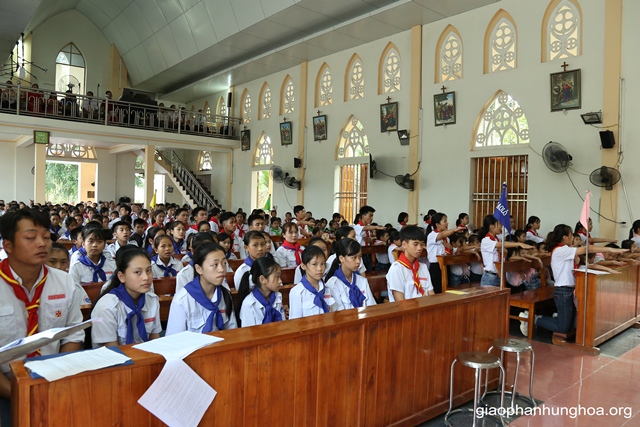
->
xmin=500 ymin=225 xmax=506 ymax=291
xmin=582 ymin=235 xmax=588 ymax=346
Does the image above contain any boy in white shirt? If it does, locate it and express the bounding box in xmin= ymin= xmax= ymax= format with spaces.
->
xmin=387 ymin=225 xmax=435 ymax=301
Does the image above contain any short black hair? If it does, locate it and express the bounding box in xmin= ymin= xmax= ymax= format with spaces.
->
xmin=220 ymin=212 xmax=235 ymax=223
xmin=133 ymin=218 xmax=147 ymax=227
xmin=293 ymin=205 xmax=305 ymax=215
xmin=111 ymin=221 xmax=130 ymax=234
xmin=399 ymin=225 xmax=424 ymax=242
xmin=0 ymin=208 xmax=50 ymax=243
xmin=247 ymin=214 xmax=263 ymax=227
xmin=359 ymin=205 xmax=375 ymax=216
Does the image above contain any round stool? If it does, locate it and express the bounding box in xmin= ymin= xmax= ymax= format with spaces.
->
xmin=482 ymin=338 xmax=536 ymax=410
xmin=445 ymin=351 xmax=506 ymax=427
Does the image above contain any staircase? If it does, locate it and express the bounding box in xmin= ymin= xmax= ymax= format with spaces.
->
xmin=155 ymin=150 xmax=221 ymax=210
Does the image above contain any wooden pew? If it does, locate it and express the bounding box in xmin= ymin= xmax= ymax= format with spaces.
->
xmin=228 ymin=258 xmax=244 ymax=271
xmin=364 ymin=270 xmax=387 ymax=299
xmin=11 ymin=287 xmax=510 ymax=427
xmin=361 ymin=244 xmax=386 ymax=269
xmin=437 ymin=253 xmax=482 ymax=293
xmin=494 ymin=257 xmax=554 ymax=340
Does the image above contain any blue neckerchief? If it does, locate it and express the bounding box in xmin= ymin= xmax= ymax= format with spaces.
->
xmin=64 ymin=229 xmax=71 ymax=239
xmin=78 ymin=253 xmax=106 ymax=282
xmin=146 ymin=244 xmax=153 ymax=255
xmin=300 ymin=277 xmax=329 ymax=313
xmin=50 ymin=225 xmax=61 ymax=234
xmin=152 ymin=255 xmax=177 ymax=277
xmin=185 ymin=251 xmax=193 ymax=260
xmin=265 ymin=252 xmax=273 ymax=259
xmin=244 ymin=257 xmax=254 ymax=268
xmin=225 ymin=251 xmax=232 ymax=259
xmin=184 ymin=277 xmax=225 ymax=332
xmin=189 ymin=258 xmax=194 ymax=267
xmin=109 ymin=285 xmax=148 ymax=344
xmin=251 ymin=287 xmax=282 ymax=324
xmin=71 ymin=245 xmax=79 ymax=253
xmin=170 ymin=237 xmax=183 ymax=255
xmin=334 ymin=268 xmax=366 ymax=308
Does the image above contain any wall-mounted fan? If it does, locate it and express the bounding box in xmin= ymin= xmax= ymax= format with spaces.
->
xmin=369 ymin=154 xmax=378 ymax=179
xmin=542 ymin=141 xmax=573 ymax=173
xmin=589 ymin=166 xmax=620 ymax=190
xmin=284 ymin=176 xmax=301 ymax=190
xmin=394 ymin=174 xmax=414 ymax=191
xmin=270 ymin=165 xmax=286 ymax=183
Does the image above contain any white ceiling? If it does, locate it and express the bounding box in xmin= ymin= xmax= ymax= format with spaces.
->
xmin=4 ymin=0 xmax=498 ymax=104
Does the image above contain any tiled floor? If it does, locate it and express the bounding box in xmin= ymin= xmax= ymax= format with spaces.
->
xmin=420 ymin=325 xmax=640 ymax=426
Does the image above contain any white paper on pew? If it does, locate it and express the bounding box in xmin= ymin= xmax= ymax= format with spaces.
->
xmin=138 ymin=359 xmax=216 ymax=427
xmin=132 ymin=331 xmax=223 ymax=360
xmin=24 ymin=347 xmax=131 ymax=382
xmin=573 ymin=267 xmax=610 ymax=275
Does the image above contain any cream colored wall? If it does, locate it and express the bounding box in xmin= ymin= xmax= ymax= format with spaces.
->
xmin=79 ymin=162 xmax=96 ymax=202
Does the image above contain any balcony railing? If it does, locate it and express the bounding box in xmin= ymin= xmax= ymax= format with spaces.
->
xmin=0 ymin=82 xmax=240 ymax=140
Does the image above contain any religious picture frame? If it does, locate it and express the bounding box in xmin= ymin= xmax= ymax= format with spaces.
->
xmin=313 ymin=115 xmax=327 ymax=141
xmin=433 ymin=91 xmax=456 ymax=126
xmin=380 ymin=102 xmax=398 ymax=132
xmin=240 ymin=129 xmax=250 ymax=151
xmin=280 ymin=121 xmax=292 ymax=146
xmin=550 ymin=69 xmax=581 ymax=111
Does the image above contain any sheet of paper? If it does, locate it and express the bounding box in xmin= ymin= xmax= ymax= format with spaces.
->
xmin=138 ymin=359 xmax=216 ymax=427
xmin=573 ymin=267 xmax=610 ymax=275
xmin=446 ymin=290 xmax=469 ymax=295
xmin=133 ymin=331 xmax=223 ymax=360
xmin=24 ymin=347 xmax=131 ymax=382
xmin=0 ymin=320 xmax=92 ymax=353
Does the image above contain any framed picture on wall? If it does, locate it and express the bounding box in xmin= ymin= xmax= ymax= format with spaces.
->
xmin=550 ymin=69 xmax=581 ymax=111
xmin=241 ymin=129 xmax=250 ymax=151
xmin=380 ymin=102 xmax=398 ymax=132
xmin=433 ymin=91 xmax=456 ymax=126
xmin=313 ymin=115 xmax=327 ymax=141
xmin=280 ymin=121 xmax=292 ymax=146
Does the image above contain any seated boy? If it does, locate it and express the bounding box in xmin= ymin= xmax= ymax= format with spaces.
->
xmin=387 ymin=225 xmax=435 ymax=301
xmin=105 ymin=221 xmax=136 ymax=258
xmin=132 ymin=218 xmax=147 ymax=240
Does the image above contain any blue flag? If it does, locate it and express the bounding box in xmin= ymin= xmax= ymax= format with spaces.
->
xmin=494 ymin=183 xmax=511 ymax=234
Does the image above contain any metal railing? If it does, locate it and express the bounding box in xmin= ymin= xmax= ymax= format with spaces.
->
xmin=0 ymin=82 xmax=240 ymax=140
xmin=156 ymin=149 xmax=220 ymax=211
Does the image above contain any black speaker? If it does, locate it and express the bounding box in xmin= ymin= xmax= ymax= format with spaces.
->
xmin=293 ymin=157 xmax=301 ymax=168
xmin=599 ymin=130 xmax=615 ymax=149
xmin=227 ymin=92 xmax=233 ymax=111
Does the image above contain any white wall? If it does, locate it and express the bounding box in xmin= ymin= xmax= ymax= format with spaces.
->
xmin=115 ymin=152 xmax=136 ymax=201
xmin=0 ymin=143 xmax=16 ymax=201
xmin=15 ymin=144 xmax=34 ymax=202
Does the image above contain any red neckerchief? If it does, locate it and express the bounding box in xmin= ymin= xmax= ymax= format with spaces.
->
xmin=399 ymin=222 xmax=406 ymax=227
xmin=210 ymin=217 xmax=219 ymax=225
xmin=529 ymin=229 xmax=540 ymax=237
xmin=397 ymin=253 xmax=424 ymax=295
xmin=357 ymin=221 xmax=370 ymax=246
xmin=485 ymin=233 xmax=498 ymax=241
xmin=236 ymin=223 xmax=246 ymax=238
xmin=577 ymin=229 xmax=590 ymax=238
xmin=190 ymin=224 xmax=198 ymax=230
xmin=0 ymin=260 xmax=49 ymax=357
xmin=281 ymin=240 xmax=302 ymax=265
xmin=152 ymin=222 xmax=164 ymax=229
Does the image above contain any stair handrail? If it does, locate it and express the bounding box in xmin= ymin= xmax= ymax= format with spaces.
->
xmin=155 ymin=149 xmax=219 ymax=210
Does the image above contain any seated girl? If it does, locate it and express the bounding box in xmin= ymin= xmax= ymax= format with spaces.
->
xmin=237 ymin=257 xmax=286 ymax=327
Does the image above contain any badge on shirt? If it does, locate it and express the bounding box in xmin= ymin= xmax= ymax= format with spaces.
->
xmin=48 ymin=294 xmax=66 ymax=300
xmin=55 ymin=310 xmax=62 ymax=318
xmin=144 ymin=317 xmax=155 ymax=323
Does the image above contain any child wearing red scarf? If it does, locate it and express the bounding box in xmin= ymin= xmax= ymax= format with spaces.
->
xmin=387 ymin=225 xmax=435 ymax=301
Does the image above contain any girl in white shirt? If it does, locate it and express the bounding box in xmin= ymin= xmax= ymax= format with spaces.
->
xmin=217 ymin=232 xmax=237 ymax=272
xmin=150 ymin=235 xmax=183 ymax=279
xmin=91 ymin=247 xmax=161 ymax=347
xmin=324 ymin=238 xmax=376 ymax=311
xmin=69 ymin=227 xmax=116 ymax=286
xmin=387 ymin=230 xmax=402 ymax=264
xmin=274 ymin=222 xmax=305 ymax=268
xmin=326 ymin=226 xmax=366 ymax=275
xmin=426 ymin=213 xmax=465 ymax=294
xmin=293 ymin=237 xmax=329 ymax=284
xmin=176 ymin=232 xmax=216 ymax=293
xmin=166 ymin=242 xmax=237 ymax=335
xmin=167 ymin=220 xmax=187 ymax=255
xmin=525 ymin=216 xmax=545 ymax=243
xmin=289 ymin=245 xmax=334 ymax=318
xmin=238 ymin=257 xmax=286 ymax=327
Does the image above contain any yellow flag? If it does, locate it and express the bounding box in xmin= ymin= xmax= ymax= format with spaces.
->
xmin=149 ymin=190 xmax=157 ymax=209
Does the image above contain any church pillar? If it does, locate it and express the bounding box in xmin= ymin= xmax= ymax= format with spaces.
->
xmin=297 ymin=61 xmax=308 ymax=205
xmin=600 ymin=0 xmax=622 ymax=238
xmin=33 ymin=142 xmax=46 ymax=204
xmin=144 ymin=145 xmax=155 ymax=208
xmin=408 ymin=25 xmax=422 ymax=223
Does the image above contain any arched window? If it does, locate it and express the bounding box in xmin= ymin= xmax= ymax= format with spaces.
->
xmin=55 ymin=43 xmax=86 ymax=94
xmin=335 ymin=115 xmax=369 ymax=222
xmin=199 ymin=151 xmax=212 ymax=171
xmin=436 ymin=25 xmax=463 ymax=82
xmin=315 ymin=63 xmax=332 ymax=107
xmin=253 ymin=133 xmax=274 ymax=166
xmin=473 ymin=91 xmax=530 ymax=148
xmin=379 ymin=43 xmax=401 ymax=94
xmin=241 ymin=89 xmax=252 ymax=123
xmin=543 ymin=0 xmax=581 ymax=62
xmin=259 ymin=82 xmax=271 ymax=120
xmin=216 ymin=97 xmax=227 ymax=117
xmin=345 ymin=54 xmax=364 ymax=101
xmin=280 ymin=76 xmax=294 ymax=115
xmin=484 ymin=10 xmax=518 ymax=73
xmin=47 ymin=143 xmax=97 ymax=159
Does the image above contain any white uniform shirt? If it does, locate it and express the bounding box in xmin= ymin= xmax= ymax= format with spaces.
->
xmin=481 ymin=236 xmax=499 ymax=274
xmin=165 ymin=286 xmax=237 ymax=335
xmin=274 ymin=245 xmax=305 ymax=268
xmin=208 ymin=220 xmax=220 ymax=233
xmin=427 ymin=231 xmax=447 ymax=263
xmin=325 ymin=273 xmax=377 ymax=310
xmin=387 ymin=244 xmax=400 ymax=263
xmin=233 ymin=262 xmax=252 ymax=290
xmin=239 ymin=291 xmax=285 ymax=327
xmin=90 ymin=292 xmax=162 ymax=348
xmin=387 ymin=260 xmax=433 ymax=302
xmin=526 ymin=230 xmax=544 ymax=244
xmin=69 ymin=255 xmax=116 ymax=285
xmin=550 ymin=245 xmax=578 ymax=287
xmin=632 ymin=235 xmax=640 ymax=248
xmin=325 ymin=253 xmax=365 ymax=275
xmin=69 ymin=249 xmax=82 ymax=266
xmin=375 ymin=242 xmax=390 ymax=264
xmin=289 ymin=280 xmax=336 ymax=319
xmin=151 ymin=256 xmax=183 ymax=279
xmin=0 ymin=267 xmax=84 ymax=375
xmin=176 ymin=266 xmax=231 ymax=294
xmin=353 ymin=223 xmax=367 ymax=246
xmin=105 ymin=240 xmax=138 ymax=259
xmin=231 ymin=234 xmax=246 ymax=259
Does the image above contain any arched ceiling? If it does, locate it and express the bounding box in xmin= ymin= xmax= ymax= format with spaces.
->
xmin=4 ymin=0 xmax=498 ymax=104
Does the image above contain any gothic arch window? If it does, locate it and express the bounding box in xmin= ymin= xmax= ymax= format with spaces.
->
xmin=335 ymin=115 xmax=369 ymax=222
xmin=55 ymin=43 xmax=86 ymax=94
xmin=259 ymin=82 xmax=271 ymax=120
xmin=315 ymin=63 xmax=333 ymax=108
xmin=47 ymin=143 xmax=97 ymax=160
xmin=253 ymin=133 xmax=274 ymax=166
xmin=199 ymin=152 xmax=212 ymax=171
xmin=241 ymin=89 xmax=252 ymax=123
xmin=280 ymin=75 xmax=295 ymax=115
xmin=543 ymin=0 xmax=582 ymax=62
xmin=336 ymin=115 xmax=370 ymax=160
xmin=344 ymin=54 xmax=365 ymax=102
xmin=216 ymin=97 xmax=227 ymax=117
xmin=379 ymin=43 xmax=401 ymax=94
xmin=484 ymin=10 xmax=518 ymax=73
xmin=473 ymin=90 xmax=530 ymax=148
xmin=436 ymin=25 xmax=463 ymax=83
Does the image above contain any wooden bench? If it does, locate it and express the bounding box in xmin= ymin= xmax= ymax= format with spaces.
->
xmin=363 ymin=270 xmax=387 ymax=300
xmin=228 ymin=258 xmax=244 ymax=271
xmin=437 ymin=253 xmax=482 ymax=293
xmin=494 ymin=257 xmax=554 ymax=339
xmin=361 ymin=245 xmax=386 ymax=269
